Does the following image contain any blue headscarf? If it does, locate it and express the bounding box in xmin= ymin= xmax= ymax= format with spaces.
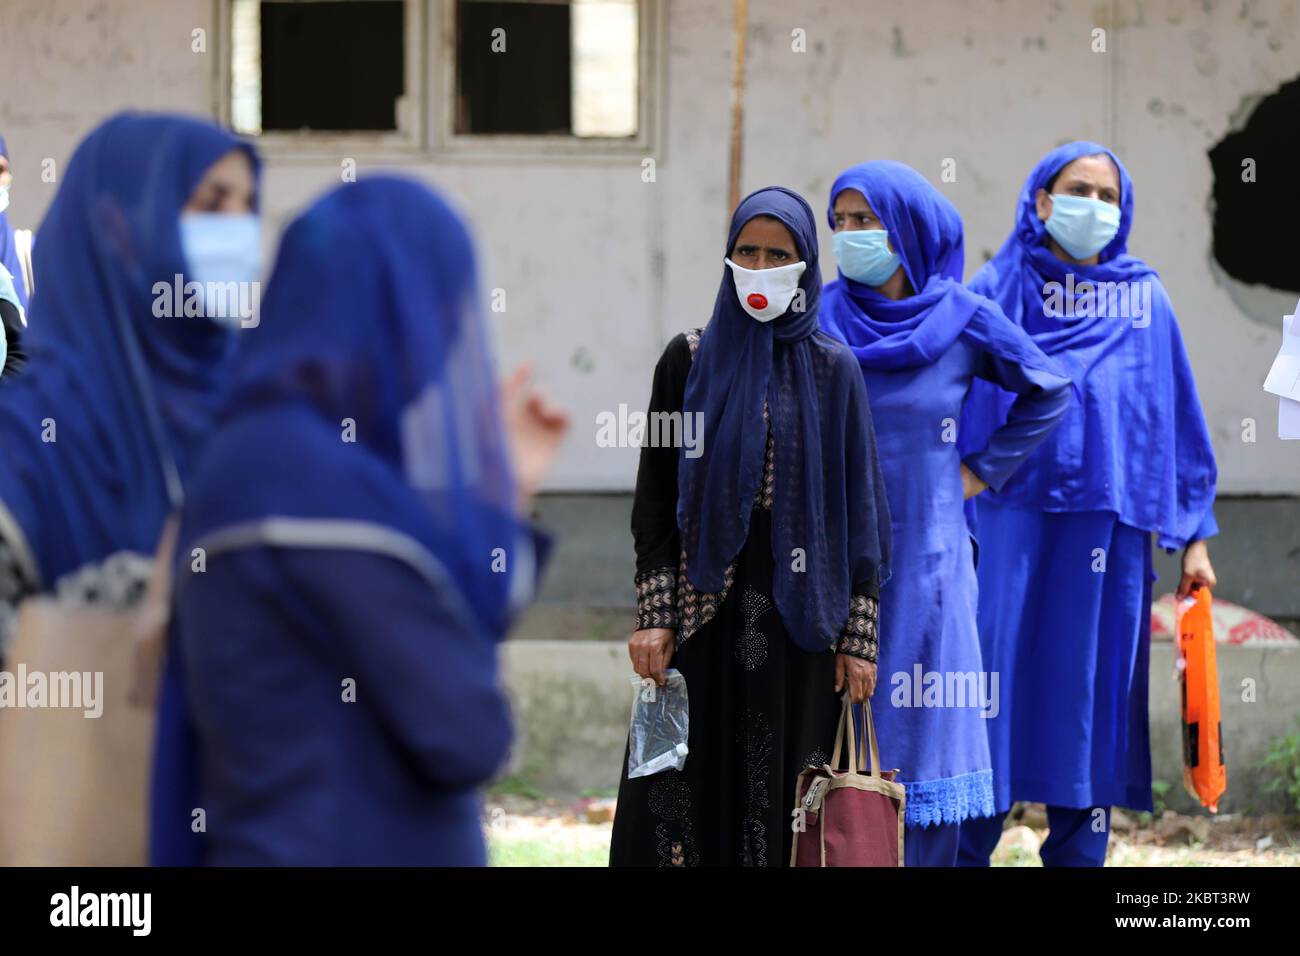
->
xmin=0 ymin=134 xmax=28 ymax=311
xmin=0 ymin=113 xmax=260 ymax=585
xmin=678 ymin=186 xmax=890 ymax=652
xmin=820 ymin=160 xmax=1064 ymax=378
xmin=178 ymin=175 xmax=520 ymax=635
xmin=959 ymin=141 xmax=1216 ymax=549
xmin=151 ymin=177 xmax=521 ymax=866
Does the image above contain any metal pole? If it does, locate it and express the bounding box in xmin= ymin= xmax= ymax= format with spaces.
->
xmin=727 ymin=0 xmax=748 ymax=218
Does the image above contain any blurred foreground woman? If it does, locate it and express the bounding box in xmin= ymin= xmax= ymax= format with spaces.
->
xmin=154 ymin=178 xmax=568 ymax=865
xmin=0 ymin=113 xmax=259 ymax=657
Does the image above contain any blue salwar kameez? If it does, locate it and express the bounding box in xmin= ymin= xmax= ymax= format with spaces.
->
xmin=955 ymin=142 xmax=1218 ymax=867
xmin=820 ymin=162 xmax=1073 ymax=865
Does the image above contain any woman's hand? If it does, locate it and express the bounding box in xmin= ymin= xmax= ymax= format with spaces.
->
xmin=835 ymin=654 xmax=877 ymax=704
xmin=1177 ymin=539 xmax=1217 ymax=600
xmin=629 ymin=627 xmax=675 ymax=685
xmin=500 ymin=363 xmax=570 ymax=514
xmin=960 ymin=463 xmax=989 ymax=500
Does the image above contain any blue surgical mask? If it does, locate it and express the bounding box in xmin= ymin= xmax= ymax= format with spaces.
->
xmin=0 ymin=184 xmax=10 ymax=216
xmin=179 ymin=212 xmax=263 ymax=327
xmin=833 ymin=229 xmax=902 ymax=287
xmin=1044 ymin=193 xmax=1121 ymax=260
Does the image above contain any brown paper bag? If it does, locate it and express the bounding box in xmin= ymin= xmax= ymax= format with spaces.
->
xmin=0 ymin=518 xmax=176 ymax=866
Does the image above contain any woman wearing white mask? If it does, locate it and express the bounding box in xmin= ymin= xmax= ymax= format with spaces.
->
xmin=610 ymin=186 xmax=891 ymax=867
xmin=0 ymin=113 xmax=260 ymax=662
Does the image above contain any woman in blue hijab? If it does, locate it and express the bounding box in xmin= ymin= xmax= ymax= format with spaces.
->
xmin=0 ymin=113 xmax=259 ymax=660
xmin=611 ymin=186 xmax=891 ymax=867
xmin=0 ymin=134 xmax=33 ymax=373
xmin=0 ymin=134 xmax=33 ymax=311
xmin=820 ymin=160 xmax=1073 ymax=867
xmin=152 ymin=177 xmax=566 ymax=865
xmin=956 ymin=142 xmax=1218 ymax=867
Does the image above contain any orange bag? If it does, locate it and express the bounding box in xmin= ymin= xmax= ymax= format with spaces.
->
xmin=1176 ymin=586 xmax=1227 ymax=812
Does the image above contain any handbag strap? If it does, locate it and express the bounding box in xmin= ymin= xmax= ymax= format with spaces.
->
xmin=830 ymin=692 xmax=883 ymax=776
xmin=862 ymin=697 xmax=883 ymax=777
xmin=127 ymin=514 xmax=179 ymax=708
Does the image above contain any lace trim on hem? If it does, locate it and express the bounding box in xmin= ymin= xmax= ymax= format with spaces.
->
xmin=902 ymin=768 xmax=995 ymax=827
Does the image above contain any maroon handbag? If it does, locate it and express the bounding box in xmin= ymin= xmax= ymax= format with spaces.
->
xmin=790 ymin=695 xmax=906 ymax=867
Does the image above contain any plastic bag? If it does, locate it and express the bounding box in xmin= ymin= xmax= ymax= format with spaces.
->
xmin=1176 ymin=586 xmax=1227 ymax=812
xmin=626 ymin=669 xmax=689 ymax=779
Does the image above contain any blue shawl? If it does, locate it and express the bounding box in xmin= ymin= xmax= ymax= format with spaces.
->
xmin=0 ymin=113 xmax=260 ymax=585
xmin=959 ymin=141 xmax=1217 ymax=549
xmin=820 ymin=160 xmax=1066 ymax=380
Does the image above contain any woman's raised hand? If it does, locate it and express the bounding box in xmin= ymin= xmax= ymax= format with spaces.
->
xmin=500 ymin=363 xmax=570 ymax=514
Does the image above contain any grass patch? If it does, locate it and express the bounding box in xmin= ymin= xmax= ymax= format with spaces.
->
xmin=487 ymin=775 xmax=546 ymax=800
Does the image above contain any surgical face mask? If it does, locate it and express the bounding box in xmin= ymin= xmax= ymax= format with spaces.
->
xmin=1043 ymin=193 xmax=1121 ymax=260
xmin=179 ymin=212 xmax=263 ymax=327
xmin=724 ymin=257 xmax=807 ymax=322
xmin=833 ymin=228 xmax=902 ymax=287
xmin=0 ymin=184 xmax=10 ymax=216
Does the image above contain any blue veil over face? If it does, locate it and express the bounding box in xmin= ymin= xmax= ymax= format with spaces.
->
xmin=0 ymin=113 xmax=260 ymax=585
xmin=151 ymin=177 xmax=520 ymax=867
xmin=0 ymin=134 xmax=28 ymax=310
xmin=177 ymin=175 xmax=519 ymax=635
xmin=960 ymin=141 xmax=1217 ymax=548
xmin=678 ymin=186 xmax=890 ymax=652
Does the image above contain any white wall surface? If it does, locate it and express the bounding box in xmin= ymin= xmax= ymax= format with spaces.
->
xmin=1 ymin=0 xmax=1296 ymax=493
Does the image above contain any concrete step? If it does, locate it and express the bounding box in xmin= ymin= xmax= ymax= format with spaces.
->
xmin=499 ymin=639 xmax=1300 ymax=815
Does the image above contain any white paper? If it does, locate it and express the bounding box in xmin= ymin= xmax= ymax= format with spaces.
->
xmin=1263 ymin=304 xmax=1300 ymax=401
xmin=1264 ymin=305 xmax=1300 ymax=438
xmin=1280 ymin=396 xmax=1300 ymax=440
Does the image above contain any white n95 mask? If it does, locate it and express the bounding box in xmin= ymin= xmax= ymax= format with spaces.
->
xmin=724 ymin=257 xmax=807 ymax=322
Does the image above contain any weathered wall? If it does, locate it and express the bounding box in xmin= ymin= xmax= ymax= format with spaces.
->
xmin=1 ymin=0 xmax=1297 ymax=494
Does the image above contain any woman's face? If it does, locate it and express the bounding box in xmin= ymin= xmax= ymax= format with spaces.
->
xmin=1035 ymin=153 xmax=1120 ymax=222
xmin=831 ymin=189 xmax=885 ymax=234
xmin=0 ymin=155 xmax=12 ymax=191
xmin=184 ymin=149 xmax=256 ymax=214
xmin=730 ymin=215 xmax=798 ymax=270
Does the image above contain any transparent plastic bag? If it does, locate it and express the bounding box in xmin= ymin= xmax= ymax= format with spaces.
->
xmin=626 ymin=669 xmax=689 ymax=779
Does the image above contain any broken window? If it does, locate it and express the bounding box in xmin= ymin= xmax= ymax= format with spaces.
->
xmin=1209 ymin=74 xmax=1300 ymax=293
xmin=454 ymin=0 xmax=639 ymax=138
xmin=230 ymin=0 xmax=409 ymax=135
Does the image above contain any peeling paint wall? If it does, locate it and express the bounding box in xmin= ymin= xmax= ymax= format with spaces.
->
xmin=0 ymin=0 xmax=1297 ymax=493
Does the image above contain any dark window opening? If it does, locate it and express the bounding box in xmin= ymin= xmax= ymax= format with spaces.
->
xmin=260 ymin=1 xmax=406 ymax=132
xmin=456 ymin=1 xmax=573 ymax=135
xmin=1209 ymin=74 xmax=1300 ymax=293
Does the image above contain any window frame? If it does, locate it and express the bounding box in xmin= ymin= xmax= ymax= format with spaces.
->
xmin=214 ymin=0 xmax=660 ymax=161
xmin=214 ymin=0 xmax=430 ymax=158
xmin=431 ymin=0 xmax=662 ymax=160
